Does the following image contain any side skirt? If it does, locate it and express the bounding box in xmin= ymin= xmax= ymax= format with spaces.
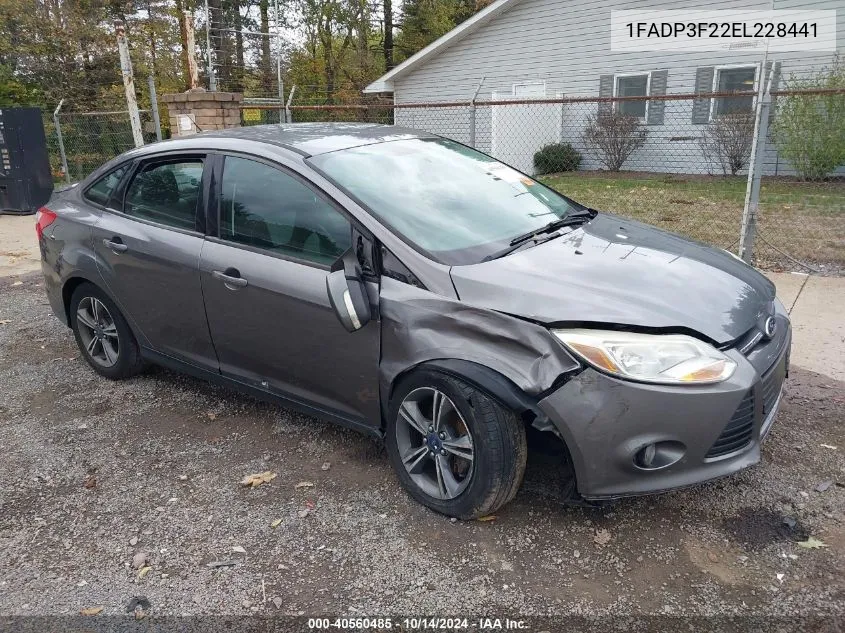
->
xmin=140 ymin=347 xmax=382 ymax=440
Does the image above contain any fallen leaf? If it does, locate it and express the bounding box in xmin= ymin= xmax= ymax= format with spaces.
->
xmin=270 ymin=518 xmax=282 ymax=529
xmin=80 ymin=606 xmax=104 ymax=616
xmin=797 ymin=537 xmax=828 ymax=549
xmin=206 ymin=411 xmax=217 ymax=420
xmin=305 ymin=499 xmax=315 ymax=510
xmin=476 ymin=515 xmax=497 ymax=522
xmin=594 ymin=529 xmax=612 ymax=546
xmin=294 ymin=481 xmax=314 ymax=489
xmin=240 ymin=471 xmax=277 ymax=488
xmin=83 ymin=475 xmax=97 ymax=489
xmin=232 ymin=546 xmax=247 ymax=554
xmin=137 ymin=566 xmax=152 ymax=579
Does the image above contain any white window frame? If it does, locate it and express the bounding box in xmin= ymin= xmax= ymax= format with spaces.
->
xmin=613 ymin=72 xmax=651 ymax=121
xmin=710 ymin=64 xmax=759 ymax=120
xmin=512 ymin=81 xmax=546 ymax=98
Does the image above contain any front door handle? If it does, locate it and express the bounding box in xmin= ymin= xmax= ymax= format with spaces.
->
xmin=103 ymin=237 xmax=128 ymax=253
xmin=212 ymin=269 xmax=248 ymax=289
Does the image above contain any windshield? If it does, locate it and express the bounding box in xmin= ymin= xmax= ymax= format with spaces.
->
xmin=309 ymin=138 xmax=583 ymax=265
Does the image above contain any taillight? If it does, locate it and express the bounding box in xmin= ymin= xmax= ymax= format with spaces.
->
xmin=35 ymin=206 xmax=58 ymax=240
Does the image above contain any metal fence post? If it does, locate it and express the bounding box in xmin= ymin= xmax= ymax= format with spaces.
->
xmin=205 ymin=0 xmax=216 ymax=91
xmin=148 ymin=75 xmax=163 ymax=142
xmin=285 ymin=85 xmax=296 ymax=123
xmin=469 ymin=76 xmax=485 ymax=148
xmin=53 ymin=99 xmax=70 ymax=184
xmin=739 ymin=64 xmax=773 ymax=263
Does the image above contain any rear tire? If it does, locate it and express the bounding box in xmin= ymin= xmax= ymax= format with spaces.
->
xmin=69 ymin=282 xmax=145 ymax=380
xmin=386 ymin=369 xmax=527 ymax=519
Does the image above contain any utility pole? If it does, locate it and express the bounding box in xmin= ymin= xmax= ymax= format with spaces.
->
xmin=115 ymin=21 xmax=144 ymax=148
xmin=182 ymin=10 xmax=200 ymax=89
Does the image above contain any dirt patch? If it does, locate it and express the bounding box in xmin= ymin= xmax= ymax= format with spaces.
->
xmin=721 ymin=507 xmax=811 ymax=550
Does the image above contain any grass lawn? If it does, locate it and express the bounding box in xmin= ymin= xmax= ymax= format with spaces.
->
xmin=538 ymin=171 xmax=845 ymax=270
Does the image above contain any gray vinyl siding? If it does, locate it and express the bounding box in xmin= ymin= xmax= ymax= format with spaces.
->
xmin=392 ymin=0 xmax=844 ymax=175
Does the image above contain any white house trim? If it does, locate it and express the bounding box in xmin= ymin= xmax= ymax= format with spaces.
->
xmin=708 ymin=63 xmax=761 ymax=121
xmin=613 ymin=71 xmax=652 ymax=121
xmin=363 ymin=0 xmax=526 ymax=94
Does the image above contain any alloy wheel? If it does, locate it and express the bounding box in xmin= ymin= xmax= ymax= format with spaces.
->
xmin=395 ymin=387 xmax=475 ymax=500
xmin=76 ymin=297 xmax=120 ymax=368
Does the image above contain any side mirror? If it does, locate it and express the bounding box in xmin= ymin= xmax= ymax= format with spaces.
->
xmin=326 ymin=249 xmax=372 ymax=332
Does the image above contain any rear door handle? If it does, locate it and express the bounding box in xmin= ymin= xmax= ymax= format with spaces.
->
xmin=212 ymin=269 xmax=248 ymax=288
xmin=103 ymin=237 xmax=128 ymax=253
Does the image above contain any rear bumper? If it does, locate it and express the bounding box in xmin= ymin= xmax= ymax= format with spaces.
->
xmin=538 ymin=319 xmax=791 ymax=500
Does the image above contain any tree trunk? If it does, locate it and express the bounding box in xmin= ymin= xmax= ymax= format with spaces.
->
xmin=174 ymin=0 xmax=193 ymax=90
xmin=259 ymin=0 xmax=272 ymax=94
xmin=383 ymin=0 xmax=393 ymax=70
xmin=233 ymin=0 xmax=244 ymax=92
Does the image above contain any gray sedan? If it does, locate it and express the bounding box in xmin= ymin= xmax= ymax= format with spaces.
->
xmin=37 ymin=123 xmax=790 ymax=518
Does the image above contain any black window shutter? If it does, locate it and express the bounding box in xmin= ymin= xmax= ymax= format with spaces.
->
xmin=598 ymin=74 xmax=614 ymax=118
xmin=647 ymin=70 xmax=668 ymax=125
xmin=692 ymin=66 xmax=715 ymax=124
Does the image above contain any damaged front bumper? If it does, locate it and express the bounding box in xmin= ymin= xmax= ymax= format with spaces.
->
xmin=538 ymin=315 xmax=791 ymax=500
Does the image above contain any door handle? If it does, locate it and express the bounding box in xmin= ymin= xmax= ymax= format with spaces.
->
xmin=212 ymin=269 xmax=248 ymax=288
xmin=103 ymin=238 xmax=128 ymax=253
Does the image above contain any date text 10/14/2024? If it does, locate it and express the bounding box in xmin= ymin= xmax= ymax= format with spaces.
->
xmin=307 ymin=617 xmax=529 ymax=630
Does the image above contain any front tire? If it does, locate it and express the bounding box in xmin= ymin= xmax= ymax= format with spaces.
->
xmin=69 ymin=282 xmax=145 ymax=380
xmin=386 ymin=369 xmax=527 ymax=519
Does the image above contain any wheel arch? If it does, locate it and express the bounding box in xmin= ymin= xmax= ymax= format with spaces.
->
xmin=384 ymin=359 xmax=548 ymax=432
xmin=62 ymin=275 xmax=148 ymax=347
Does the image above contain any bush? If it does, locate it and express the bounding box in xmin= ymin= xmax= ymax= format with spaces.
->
xmin=772 ymin=56 xmax=845 ymax=180
xmin=582 ymin=112 xmax=647 ymax=171
xmin=700 ymin=112 xmax=755 ymax=176
xmin=533 ymin=142 xmax=582 ymax=174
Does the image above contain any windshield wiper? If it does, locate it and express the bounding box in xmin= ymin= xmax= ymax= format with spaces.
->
xmin=508 ymin=210 xmax=595 ymax=247
xmin=480 ymin=211 xmax=596 ymax=263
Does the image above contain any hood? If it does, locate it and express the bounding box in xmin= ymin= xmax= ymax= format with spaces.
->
xmin=449 ymin=213 xmax=775 ymax=345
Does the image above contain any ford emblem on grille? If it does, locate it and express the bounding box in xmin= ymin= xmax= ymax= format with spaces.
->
xmin=764 ymin=316 xmax=777 ymax=339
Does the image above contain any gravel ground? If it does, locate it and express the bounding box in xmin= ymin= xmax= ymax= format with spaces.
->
xmin=0 ymin=273 xmax=844 ymax=622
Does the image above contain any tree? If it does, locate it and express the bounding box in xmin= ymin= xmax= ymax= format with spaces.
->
xmin=583 ymin=112 xmax=648 ymax=171
xmin=772 ymin=56 xmax=845 ymax=180
xmin=700 ymin=113 xmax=755 ymax=176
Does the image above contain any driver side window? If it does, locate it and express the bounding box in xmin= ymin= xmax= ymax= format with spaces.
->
xmin=220 ymin=156 xmax=351 ymax=266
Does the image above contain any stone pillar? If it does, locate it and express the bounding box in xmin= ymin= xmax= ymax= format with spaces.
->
xmin=161 ymin=88 xmax=243 ymax=136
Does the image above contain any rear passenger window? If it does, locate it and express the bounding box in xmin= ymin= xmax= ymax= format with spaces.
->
xmin=84 ymin=165 xmax=128 ymax=206
xmin=124 ymin=159 xmax=203 ymax=230
xmin=220 ymin=156 xmax=351 ymax=265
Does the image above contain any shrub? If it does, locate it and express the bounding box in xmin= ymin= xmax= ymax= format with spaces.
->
xmin=700 ymin=112 xmax=755 ymax=175
xmin=772 ymin=56 xmax=845 ymax=180
xmin=582 ymin=112 xmax=648 ymax=171
xmin=533 ymin=142 xmax=582 ymax=174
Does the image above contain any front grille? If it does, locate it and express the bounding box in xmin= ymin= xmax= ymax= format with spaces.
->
xmin=706 ymin=390 xmax=754 ymax=458
xmin=761 ymin=355 xmax=786 ymax=416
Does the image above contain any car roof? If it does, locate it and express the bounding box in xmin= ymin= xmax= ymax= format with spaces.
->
xmin=134 ymin=122 xmax=437 ymax=158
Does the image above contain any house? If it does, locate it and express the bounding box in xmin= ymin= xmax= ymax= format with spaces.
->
xmin=364 ymin=0 xmax=844 ymax=175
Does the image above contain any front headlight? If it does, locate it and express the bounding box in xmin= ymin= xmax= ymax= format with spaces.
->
xmin=552 ymin=328 xmax=736 ymax=384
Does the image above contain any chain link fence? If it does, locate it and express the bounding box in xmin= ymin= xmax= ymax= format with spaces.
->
xmin=45 ymin=110 xmax=159 ymax=184
xmin=273 ymin=89 xmax=844 ymax=274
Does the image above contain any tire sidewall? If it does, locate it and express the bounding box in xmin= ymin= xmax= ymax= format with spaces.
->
xmin=386 ymin=369 xmax=504 ymax=518
xmin=69 ymin=283 xmax=139 ymax=379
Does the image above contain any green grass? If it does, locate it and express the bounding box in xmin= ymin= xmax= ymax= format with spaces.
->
xmin=538 ymin=172 xmax=845 ymax=269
